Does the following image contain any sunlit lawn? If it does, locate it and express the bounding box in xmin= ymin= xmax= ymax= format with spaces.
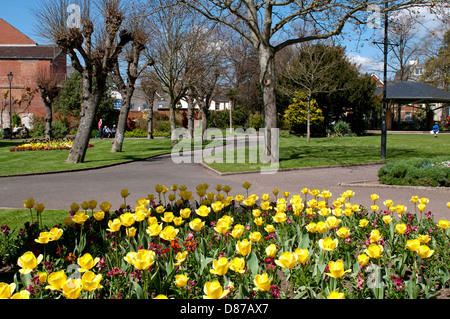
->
xmin=0 ymin=138 xmax=173 ymax=176
xmin=205 ymin=134 xmax=450 ymax=173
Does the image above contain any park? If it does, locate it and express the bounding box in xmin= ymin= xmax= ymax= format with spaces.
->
xmin=0 ymin=0 xmax=449 ymax=302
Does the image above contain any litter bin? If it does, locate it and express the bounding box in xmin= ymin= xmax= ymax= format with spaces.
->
xmin=3 ymin=128 xmax=11 ymax=139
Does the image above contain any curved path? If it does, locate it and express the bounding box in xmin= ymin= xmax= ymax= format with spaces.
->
xmin=0 ymin=148 xmax=448 ymax=220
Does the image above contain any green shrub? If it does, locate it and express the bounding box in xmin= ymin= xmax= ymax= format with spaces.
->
xmin=249 ymin=112 xmax=264 ymax=129
xmin=333 ymin=120 xmax=352 ymax=137
xmin=378 ymin=157 xmax=450 ymax=187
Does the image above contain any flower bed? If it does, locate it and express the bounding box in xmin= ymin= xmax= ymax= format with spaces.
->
xmin=9 ymin=138 xmax=94 ymax=152
xmin=1 ymin=185 xmax=449 ymax=299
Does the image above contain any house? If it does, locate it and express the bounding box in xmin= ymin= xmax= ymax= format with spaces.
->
xmin=0 ymin=18 xmax=67 ymax=131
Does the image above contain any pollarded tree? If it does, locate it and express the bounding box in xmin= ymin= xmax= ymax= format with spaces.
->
xmin=34 ymin=0 xmax=134 ymax=163
xmin=180 ymin=0 xmax=449 ymax=161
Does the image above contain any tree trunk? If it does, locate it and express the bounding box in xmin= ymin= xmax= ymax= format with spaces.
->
xmin=187 ymin=95 xmax=195 ymax=139
xmin=111 ymin=88 xmax=133 ymax=152
xmin=147 ymin=106 xmax=154 ymax=139
xmin=67 ymin=74 xmax=105 ymax=163
xmin=259 ymin=45 xmax=277 ymax=162
xmin=44 ymin=102 xmax=52 ymax=140
xmin=169 ymin=101 xmax=177 ymax=146
xmin=307 ymin=96 xmax=311 ymax=143
xmin=229 ymin=98 xmax=234 ymax=132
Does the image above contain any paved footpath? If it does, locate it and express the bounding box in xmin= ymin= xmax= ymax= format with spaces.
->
xmin=0 ymin=150 xmax=448 ymax=220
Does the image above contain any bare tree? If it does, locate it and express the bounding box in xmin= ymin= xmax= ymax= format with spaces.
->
xmin=36 ymin=67 xmax=61 ymax=139
xmin=110 ymin=10 xmax=154 ymax=152
xmin=141 ymin=77 xmax=158 ymax=139
xmin=34 ymin=0 xmax=133 ymax=163
xmin=180 ymin=0 xmax=449 ymax=161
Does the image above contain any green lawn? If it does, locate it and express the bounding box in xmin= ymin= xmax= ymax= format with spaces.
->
xmin=0 ymin=209 xmax=68 ymax=231
xmin=205 ymin=134 xmax=450 ymax=173
xmin=0 ymin=138 xmax=173 ymax=176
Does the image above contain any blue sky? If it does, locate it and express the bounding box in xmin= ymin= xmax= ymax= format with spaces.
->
xmin=1 ymin=1 xmax=444 ymax=78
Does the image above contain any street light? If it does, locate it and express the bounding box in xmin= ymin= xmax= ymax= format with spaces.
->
xmin=7 ymin=72 xmax=13 ymax=140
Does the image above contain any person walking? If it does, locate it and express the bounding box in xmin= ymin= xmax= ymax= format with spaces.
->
xmin=432 ymin=122 xmax=439 ymax=138
xmin=96 ymin=118 xmax=103 ymax=139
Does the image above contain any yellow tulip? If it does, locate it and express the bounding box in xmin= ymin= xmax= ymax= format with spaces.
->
xmin=81 ymin=271 xmax=103 ymax=292
xmin=174 ymin=251 xmax=188 ymax=266
xmin=265 ymin=244 xmax=277 ymax=258
xmin=154 ymin=294 xmax=168 ymax=299
xmin=254 ymin=217 xmax=264 ymax=226
xmin=11 ymin=290 xmax=30 ymax=299
xmin=318 ymin=237 xmax=339 ymax=251
xmin=382 ymin=215 xmax=392 ymax=224
xmin=410 ymin=195 xmax=419 ymax=203
xmin=365 ymin=244 xmax=383 ymax=259
xmin=17 ymin=251 xmax=43 ymax=274
xmin=370 ymin=229 xmax=381 ymax=243
xmin=235 ymin=239 xmax=252 ymax=256
xmin=417 ymin=204 xmax=426 ymax=212
xmin=203 ymin=281 xmax=229 ymax=299
xmin=242 ymin=182 xmax=252 ymax=189
xmin=99 ymin=202 xmax=111 ymax=212
xmin=325 ymin=260 xmax=351 ymax=279
xmin=62 ymin=279 xmax=82 ymax=299
xmin=175 ymin=274 xmax=189 ymax=288
xmin=88 ymin=200 xmax=97 ymax=210
xmin=418 ymin=234 xmax=431 ymax=244
xmin=235 ymin=194 xmax=244 ymax=203
xmin=243 ymin=197 xmax=256 ymax=207
xmin=121 ymin=189 xmax=131 ymax=198
xmin=46 ymin=270 xmax=67 ymax=291
xmin=180 ymin=208 xmax=191 ymax=219
xmin=336 ymin=227 xmax=350 ymax=239
xmin=107 ymin=218 xmax=121 ymax=232
xmin=211 ymin=201 xmax=224 ymax=213
xmin=395 ymin=223 xmax=407 ymax=235
xmin=35 ymin=203 xmax=45 ymax=214
xmin=231 ymin=224 xmax=245 ymax=239
xmin=447 ymin=202 xmax=450 ymax=209
xmin=189 ymin=218 xmax=205 ymax=232
xmin=253 ymin=273 xmax=272 ymax=292
xmin=119 ymin=212 xmax=136 ymax=227
xmin=438 ymin=219 xmax=449 ymax=230
xmin=383 ymin=199 xmax=394 ymax=208
xmin=328 ymin=291 xmax=345 ymax=299
xmin=371 ymin=205 xmax=379 ymax=212
xmin=214 ymin=219 xmax=230 ymax=234
xmin=37 ymin=272 xmax=47 ymax=283
xmin=316 ymin=221 xmax=328 ymax=234
xmin=161 ymin=212 xmax=175 ymax=223
xmin=195 ymin=205 xmax=211 ymax=217
xmin=124 ymin=249 xmax=156 ymax=270
xmin=310 ymin=189 xmax=320 ymax=197
xmin=326 ymin=216 xmax=341 ymax=229
xmin=126 ymin=227 xmax=137 ymax=238
xmin=357 ymin=254 xmax=370 ymax=267
xmin=359 ymin=219 xmax=369 ymax=228
xmin=70 ymin=202 xmax=80 ymax=213
xmin=80 ymin=201 xmax=90 ymax=210
xmin=260 ymin=201 xmax=271 ymax=211
xmin=272 ymin=212 xmax=287 ymax=223
xmin=73 ymin=211 xmax=88 ymax=224
xmin=249 ymin=231 xmax=262 ymax=243
xmin=301 ymin=188 xmax=310 ymax=195
xmin=294 ymin=248 xmax=309 ymax=264
xmin=306 ymin=222 xmax=317 ymax=233
xmin=155 ymin=205 xmax=165 ymax=214
xmin=35 ymin=232 xmax=53 ymax=244
xmin=406 ymin=239 xmax=421 ymax=252
xmin=319 ymin=207 xmax=331 ymax=217
xmin=173 ymin=217 xmax=185 ymax=226
xmin=63 ymin=217 xmax=73 ymax=226
xmin=0 ymin=283 xmax=16 ymax=299
xmin=419 ymin=197 xmax=429 ymax=205
xmin=77 ymin=253 xmax=100 ymax=273
xmin=210 ymin=257 xmax=229 ymax=276
xmin=159 ymin=225 xmax=179 ymax=242
xmin=275 ymin=251 xmax=298 ymax=269
xmin=228 ymin=257 xmax=245 ymax=274
xmin=49 ymin=227 xmax=63 ymax=241
xmin=417 ymin=245 xmax=434 ymax=259
xmin=93 ymin=211 xmax=105 ymax=221
xmin=371 ymin=194 xmax=379 ymax=202
xmin=23 ymin=198 xmax=35 ymax=209
xmin=264 ymin=224 xmax=275 ymax=233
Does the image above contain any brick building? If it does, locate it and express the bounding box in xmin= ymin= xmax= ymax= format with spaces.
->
xmin=0 ymin=18 xmax=66 ymax=131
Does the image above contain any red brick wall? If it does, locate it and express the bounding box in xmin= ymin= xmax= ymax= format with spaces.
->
xmin=0 ymin=18 xmax=36 ymax=45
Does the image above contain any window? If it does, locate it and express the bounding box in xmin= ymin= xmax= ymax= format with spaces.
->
xmin=158 ymin=104 xmax=164 ymax=108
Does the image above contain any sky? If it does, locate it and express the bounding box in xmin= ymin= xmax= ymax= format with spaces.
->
xmin=0 ymin=0 xmax=446 ymax=79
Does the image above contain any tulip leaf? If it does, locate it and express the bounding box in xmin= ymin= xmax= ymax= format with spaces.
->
xmin=247 ymin=251 xmax=259 ymax=277
xmin=131 ymin=281 xmax=144 ymax=299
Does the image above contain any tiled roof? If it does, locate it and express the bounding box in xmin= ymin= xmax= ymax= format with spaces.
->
xmin=0 ymin=45 xmax=62 ymax=60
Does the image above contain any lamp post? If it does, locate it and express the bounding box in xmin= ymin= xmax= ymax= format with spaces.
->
xmin=7 ymin=72 xmax=13 ymax=140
